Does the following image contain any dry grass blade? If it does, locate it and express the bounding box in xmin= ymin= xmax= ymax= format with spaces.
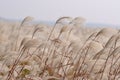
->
xmin=20 ymin=16 xmax=34 ymax=26
xmin=32 ymin=24 xmax=44 ymax=39
xmin=104 ymin=34 xmax=119 ymax=48
xmin=47 ymin=16 xmax=72 ymax=41
xmin=95 ymin=28 xmax=118 ymax=37
xmin=19 ymin=37 xmax=31 ymax=51
xmin=60 ymin=26 xmax=68 ymax=34
xmin=23 ymin=39 xmax=40 ymax=49
xmin=72 ymin=17 xmax=86 ymax=25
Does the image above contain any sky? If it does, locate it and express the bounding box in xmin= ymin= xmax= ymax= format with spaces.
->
xmin=0 ymin=0 xmax=120 ymax=25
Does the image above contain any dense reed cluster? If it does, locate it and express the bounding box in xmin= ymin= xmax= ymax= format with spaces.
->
xmin=0 ymin=16 xmax=120 ymax=80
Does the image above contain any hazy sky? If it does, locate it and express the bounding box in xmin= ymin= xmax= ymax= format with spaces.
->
xmin=0 ymin=0 xmax=120 ymax=25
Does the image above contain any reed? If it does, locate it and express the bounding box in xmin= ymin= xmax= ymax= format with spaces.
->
xmin=0 ymin=17 xmax=120 ymax=80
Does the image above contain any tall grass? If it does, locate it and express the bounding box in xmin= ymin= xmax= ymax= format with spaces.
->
xmin=0 ymin=17 xmax=120 ymax=80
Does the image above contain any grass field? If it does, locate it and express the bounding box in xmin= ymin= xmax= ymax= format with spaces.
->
xmin=0 ymin=16 xmax=120 ymax=80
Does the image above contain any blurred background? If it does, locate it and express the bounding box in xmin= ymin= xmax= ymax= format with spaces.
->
xmin=0 ymin=0 xmax=120 ymax=27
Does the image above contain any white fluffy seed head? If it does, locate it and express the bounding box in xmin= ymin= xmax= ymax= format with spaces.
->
xmin=23 ymin=39 xmax=40 ymax=49
xmin=87 ymin=41 xmax=103 ymax=57
xmin=21 ymin=16 xmax=34 ymax=26
xmin=72 ymin=17 xmax=86 ymax=24
xmin=97 ymin=28 xmax=118 ymax=37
